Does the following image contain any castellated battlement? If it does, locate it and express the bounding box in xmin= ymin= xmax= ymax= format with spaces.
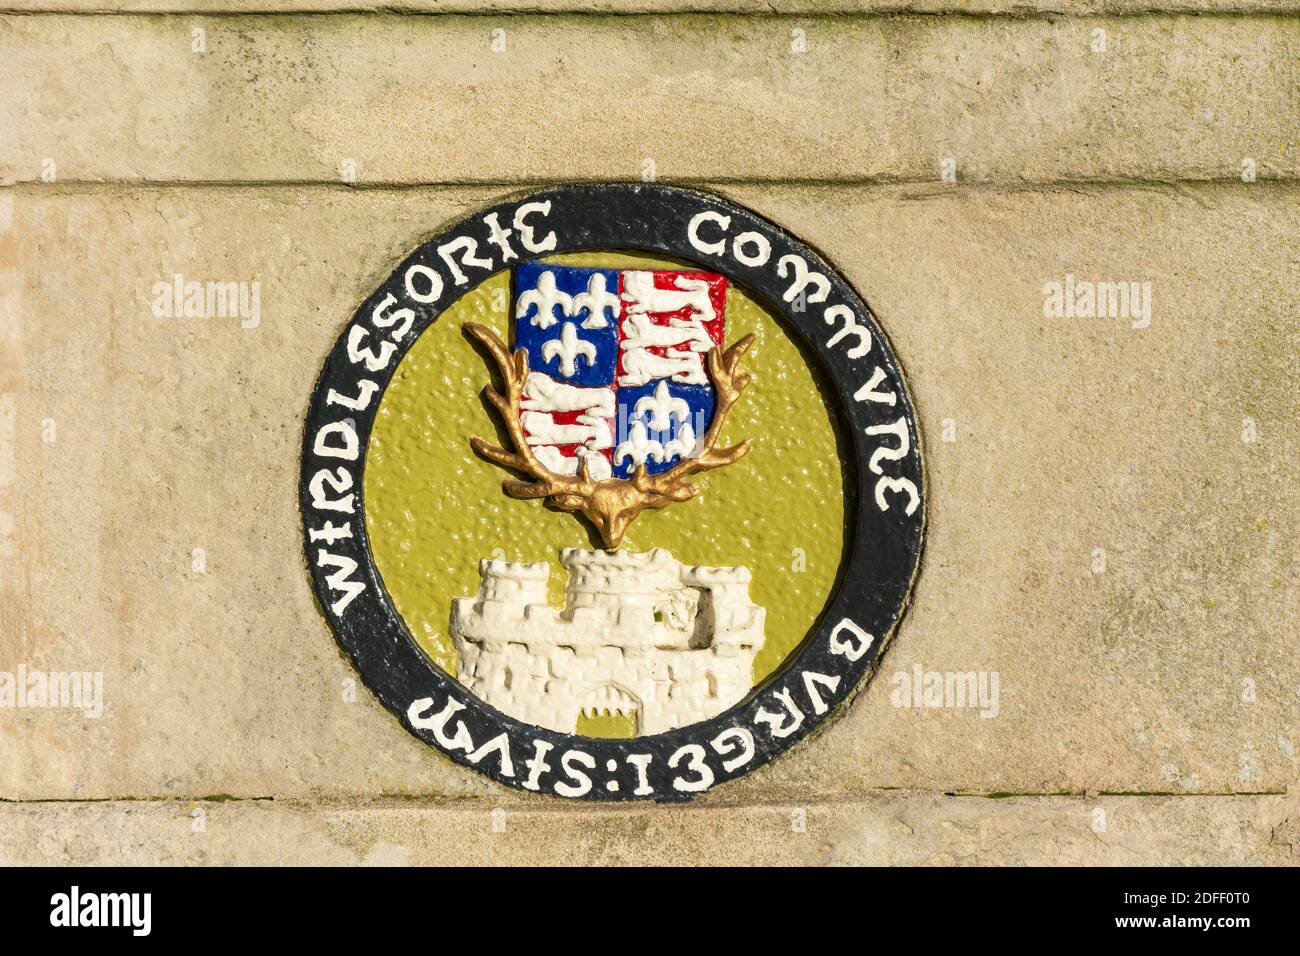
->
xmin=450 ymin=548 xmax=766 ymax=736
xmin=476 ymin=559 xmax=550 ymax=606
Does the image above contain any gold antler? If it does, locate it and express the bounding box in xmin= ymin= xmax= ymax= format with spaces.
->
xmin=465 ymin=323 xmax=754 ymax=549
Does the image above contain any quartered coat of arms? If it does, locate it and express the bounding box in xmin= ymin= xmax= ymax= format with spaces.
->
xmin=301 ymin=185 xmax=925 ymax=800
xmin=455 ymin=262 xmax=761 ymax=736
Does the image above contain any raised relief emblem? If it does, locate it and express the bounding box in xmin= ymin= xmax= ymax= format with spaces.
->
xmin=301 ymin=185 xmax=924 ymax=800
xmin=453 ymin=261 xmax=764 ymax=737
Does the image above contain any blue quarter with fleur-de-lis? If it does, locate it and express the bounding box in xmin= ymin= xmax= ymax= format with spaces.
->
xmin=513 ymin=263 xmax=620 ymax=388
xmin=612 ymin=379 xmax=716 ymax=479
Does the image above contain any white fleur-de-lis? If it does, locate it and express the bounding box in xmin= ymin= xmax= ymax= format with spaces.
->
xmin=541 ymin=322 xmax=597 ymax=377
xmin=515 ymin=271 xmax=572 ymax=329
xmin=613 ymin=420 xmax=666 ymax=468
xmin=634 ymin=380 xmax=691 ymax=431
xmin=572 ymin=273 xmax=619 ymax=329
xmin=661 ymin=421 xmax=698 ymax=463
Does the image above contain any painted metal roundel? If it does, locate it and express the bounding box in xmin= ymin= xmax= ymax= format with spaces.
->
xmin=300 ymin=184 xmax=925 ymax=801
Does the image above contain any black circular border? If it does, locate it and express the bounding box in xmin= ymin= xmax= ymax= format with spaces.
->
xmin=300 ymin=184 xmax=925 ymax=801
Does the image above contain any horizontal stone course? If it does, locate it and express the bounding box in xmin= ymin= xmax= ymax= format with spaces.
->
xmin=1 ymin=13 xmax=1297 ymax=185
xmin=0 ymin=182 xmax=1294 ymax=802
xmin=5 ymin=2 xmax=1300 ymax=13
xmin=0 ymin=794 xmax=1294 ymax=865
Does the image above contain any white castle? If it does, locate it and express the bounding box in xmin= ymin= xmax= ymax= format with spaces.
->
xmin=451 ymin=549 xmax=766 ymax=736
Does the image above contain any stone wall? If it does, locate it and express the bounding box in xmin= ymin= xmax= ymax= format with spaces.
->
xmin=0 ymin=2 xmax=1296 ymax=864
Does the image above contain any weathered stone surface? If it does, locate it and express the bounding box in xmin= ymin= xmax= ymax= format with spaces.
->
xmin=0 ymin=794 xmax=1294 ymax=865
xmin=2 ymin=14 xmax=1297 ymax=185
xmin=5 ymin=2 xmax=1299 ymax=14
xmin=0 ymin=183 xmax=1294 ymax=802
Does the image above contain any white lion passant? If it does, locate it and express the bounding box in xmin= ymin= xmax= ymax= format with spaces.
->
xmin=621 ymin=271 xmax=717 ymax=323
xmin=520 ymin=411 xmax=613 ymax=450
xmin=619 ymin=347 xmax=707 ymax=387
xmin=619 ymin=313 xmax=714 ymax=353
xmin=533 ymin=445 xmax=613 ymax=480
xmin=521 ymin=372 xmax=615 ymax=417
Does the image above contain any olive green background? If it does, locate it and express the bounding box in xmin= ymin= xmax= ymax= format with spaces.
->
xmin=364 ymin=252 xmax=848 ymax=696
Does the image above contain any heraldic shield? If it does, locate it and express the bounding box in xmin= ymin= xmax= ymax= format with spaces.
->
xmin=511 ymin=262 xmax=728 ymax=482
